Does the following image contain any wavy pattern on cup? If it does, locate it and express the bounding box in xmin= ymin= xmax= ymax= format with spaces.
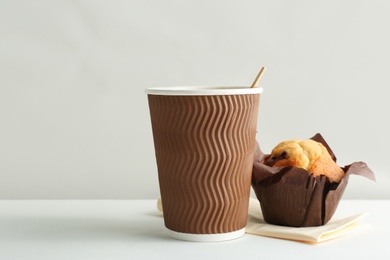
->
xmin=148 ymin=94 xmax=260 ymax=234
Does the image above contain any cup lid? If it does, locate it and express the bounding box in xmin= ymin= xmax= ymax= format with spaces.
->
xmin=145 ymin=86 xmax=263 ymax=96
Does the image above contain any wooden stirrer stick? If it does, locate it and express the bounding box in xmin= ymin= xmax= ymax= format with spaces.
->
xmin=250 ymin=67 xmax=266 ymax=88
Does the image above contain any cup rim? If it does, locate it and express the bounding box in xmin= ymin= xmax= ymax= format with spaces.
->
xmin=145 ymin=86 xmax=263 ymax=96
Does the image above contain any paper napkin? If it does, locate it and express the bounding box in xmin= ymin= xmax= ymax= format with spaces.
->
xmin=246 ymin=198 xmax=368 ymax=243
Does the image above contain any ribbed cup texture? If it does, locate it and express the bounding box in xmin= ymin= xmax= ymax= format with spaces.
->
xmin=148 ymin=94 xmax=260 ymax=234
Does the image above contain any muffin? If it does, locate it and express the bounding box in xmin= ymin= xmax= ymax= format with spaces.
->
xmin=251 ymin=133 xmax=375 ymax=227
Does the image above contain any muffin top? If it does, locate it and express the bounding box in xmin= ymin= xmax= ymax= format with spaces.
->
xmin=265 ymin=139 xmax=344 ymax=182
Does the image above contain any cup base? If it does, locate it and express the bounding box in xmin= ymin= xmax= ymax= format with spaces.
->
xmin=166 ymin=228 xmax=245 ymax=242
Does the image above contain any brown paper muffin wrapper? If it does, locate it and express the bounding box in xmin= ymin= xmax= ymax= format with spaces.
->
xmin=251 ymin=133 xmax=375 ymax=227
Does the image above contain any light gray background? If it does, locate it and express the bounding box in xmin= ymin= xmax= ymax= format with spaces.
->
xmin=0 ymin=0 xmax=388 ymax=199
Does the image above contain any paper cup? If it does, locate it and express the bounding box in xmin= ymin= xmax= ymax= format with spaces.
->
xmin=146 ymin=86 xmax=262 ymax=241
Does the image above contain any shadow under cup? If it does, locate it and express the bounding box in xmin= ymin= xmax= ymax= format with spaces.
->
xmin=146 ymin=86 xmax=262 ymax=242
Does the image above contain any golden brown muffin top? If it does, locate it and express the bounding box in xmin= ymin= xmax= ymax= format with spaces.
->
xmin=265 ymin=139 xmax=324 ymax=170
xmin=265 ymin=139 xmax=345 ymax=182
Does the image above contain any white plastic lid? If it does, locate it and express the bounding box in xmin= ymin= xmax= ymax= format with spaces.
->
xmin=145 ymin=86 xmax=263 ymax=96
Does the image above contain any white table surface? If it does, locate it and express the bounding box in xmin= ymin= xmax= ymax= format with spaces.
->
xmin=0 ymin=199 xmax=388 ymax=260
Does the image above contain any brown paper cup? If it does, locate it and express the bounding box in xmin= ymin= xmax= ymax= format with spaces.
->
xmin=146 ymin=86 xmax=262 ymax=241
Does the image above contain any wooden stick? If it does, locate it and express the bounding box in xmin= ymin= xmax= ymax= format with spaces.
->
xmin=250 ymin=67 xmax=266 ymax=88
